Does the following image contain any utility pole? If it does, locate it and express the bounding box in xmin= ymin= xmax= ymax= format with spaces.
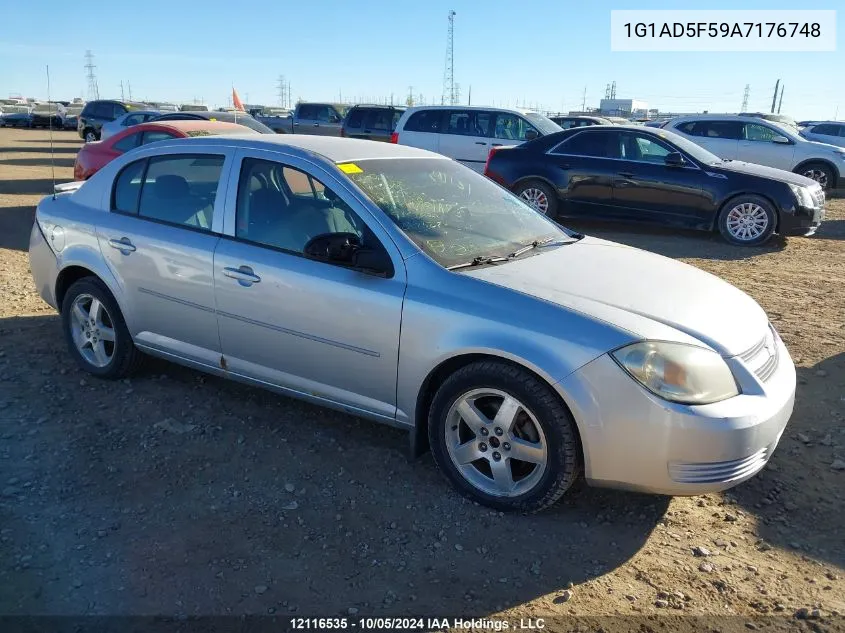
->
xmin=120 ymin=80 xmax=125 ymax=101
xmin=127 ymin=81 xmax=132 ymax=101
xmin=741 ymin=84 xmax=750 ymax=113
xmin=407 ymin=86 xmax=414 ymax=107
xmin=582 ymin=85 xmax=587 ymax=111
xmin=777 ymin=85 xmax=784 ymax=113
xmin=467 ymin=85 xmax=471 ymax=106
xmin=770 ymin=79 xmax=780 ymax=113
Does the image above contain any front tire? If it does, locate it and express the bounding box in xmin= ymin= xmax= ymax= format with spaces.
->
xmin=717 ymin=195 xmax=777 ymax=245
xmin=515 ymin=180 xmax=558 ymax=218
xmin=61 ymin=277 xmax=142 ymax=379
xmin=83 ymin=128 xmax=97 ymax=143
xmin=428 ymin=361 xmax=581 ymax=513
xmin=795 ymin=162 xmax=834 ymax=190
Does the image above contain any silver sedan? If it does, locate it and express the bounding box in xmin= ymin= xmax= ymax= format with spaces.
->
xmin=29 ymin=135 xmax=795 ymax=512
xmin=99 ymin=110 xmax=161 ymax=140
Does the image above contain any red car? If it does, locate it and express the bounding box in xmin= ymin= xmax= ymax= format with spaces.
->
xmin=73 ymin=120 xmax=256 ymax=180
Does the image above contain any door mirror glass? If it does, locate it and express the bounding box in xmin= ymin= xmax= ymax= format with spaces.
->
xmin=524 ymin=129 xmax=539 ymax=141
xmin=303 ymin=232 xmax=362 ymax=264
xmin=664 ymin=151 xmax=686 ymax=167
xmin=772 ymin=135 xmax=791 ymax=144
xmin=352 ymin=247 xmax=393 ymax=276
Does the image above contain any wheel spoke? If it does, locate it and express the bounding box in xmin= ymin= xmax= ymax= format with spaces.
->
xmin=72 ymin=302 xmax=87 ymax=327
xmin=509 ymin=437 xmax=545 ymax=464
xmin=73 ymin=328 xmax=89 ymax=351
xmin=453 ymin=441 xmax=482 ymax=465
xmin=456 ymin=399 xmax=488 ymax=433
xmin=494 ymin=396 xmax=521 ymax=431
xmin=88 ymin=298 xmax=102 ymax=324
xmin=490 ymin=459 xmax=515 ymax=493
xmin=98 ymin=325 xmax=115 ymax=342
xmin=92 ymin=340 xmax=109 ymax=366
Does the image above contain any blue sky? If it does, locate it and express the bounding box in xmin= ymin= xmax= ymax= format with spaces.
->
xmin=0 ymin=0 xmax=841 ymax=119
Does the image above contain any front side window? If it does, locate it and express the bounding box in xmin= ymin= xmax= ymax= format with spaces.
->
xmin=493 ymin=113 xmax=539 ymax=141
xmin=136 ymin=155 xmax=225 ymax=230
xmin=344 ymin=158 xmax=577 ymax=269
xmin=743 ymin=123 xmax=778 ymax=142
xmin=811 ymin=124 xmax=838 ymax=136
xmin=112 ymin=132 xmax=141 ymax=153
xmin=123 ymin=114 xmax=143 ymax=126
xmin=298 ymin=104 xmax=317 ymax=120
xmin=621 ymin=133 xmax=672 ymax=162
xmin=235 ymin=158 xmax=364 ymax=255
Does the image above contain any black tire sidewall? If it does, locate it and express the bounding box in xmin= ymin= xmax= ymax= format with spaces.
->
xmin=428 ymin=362 xmax=579 ymax=512
xmin=516 ymin=180 xmax=558 ymax=218
xmin=798 ymin=162 xmax=834 ymax=190
xmin=718 ymin=195 xmax=777 ymax=246
xmin=61 ymin=277 xmax=135 ymax=379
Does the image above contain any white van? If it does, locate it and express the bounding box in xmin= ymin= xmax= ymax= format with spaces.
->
xmin=391 ymin=106 xmax=562 ymax=172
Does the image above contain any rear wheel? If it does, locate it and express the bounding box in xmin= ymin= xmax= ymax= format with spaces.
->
xmin=515 ymin=180 xmax=558 ymax=218
xmin=428 ymin=361 xmax=581 ymax=513
xmin=61 ymin=277 xmax=142 ymax=379
xmin=83 ymin=128 xmax=97 ymax=143
xmin=795 ymin=162 xmax=834 ymax=190
xmin=717 ymin=195 xmax=777 ymax=245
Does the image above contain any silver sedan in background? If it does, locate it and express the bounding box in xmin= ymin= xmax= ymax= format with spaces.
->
xmin=28 ymin=136 xmax=795 ymax=512
xmin=99 ymin=109 xmax=161 ymax=140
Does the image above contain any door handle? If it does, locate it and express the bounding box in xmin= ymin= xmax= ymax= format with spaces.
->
xmin=475 ymin=141 xmax=487 ymax=145
xmin=617 ymin=172 xmax=635 ymax=178
xmin=363 ymin=129 xmax=372 ymax=133
xmin=108 ymin=237 xmax=136 ymax=253
xmin=223 ymin=266 xmax=261 ymax=285
xmin=313 ymin=123 xmax=320 ymax=127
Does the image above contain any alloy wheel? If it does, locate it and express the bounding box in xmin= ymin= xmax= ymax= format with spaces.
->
xmin=802 ymin=168 xmax=828 ymax=188
xmin=725 ymin=203 xmax=769 ymax=242
xmin=520 ymin=188 xmax=549 ymax=215
xmin=85 ymin=131 xmax=97 ymax=143
xmin=444 ymin=388 xmax=548 ymax=498
xmin=69 ymin=294 xmax=116 ymax=368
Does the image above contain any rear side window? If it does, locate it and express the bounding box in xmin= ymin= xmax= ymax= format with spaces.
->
xmin=811 ymin=123 xmax=839 ymax=135
xmin=404 ymin=110 xmax=443 ymax=133
xmin=346 ymin=109 xmax=365 ymax=129
xmin=445 ymin=110 xmax=493 ymax=137
xmin=685 ymin=120 xmax=742 ymax=139
xmin=111 ymin=159 xmax=147 ymax=214
xmin=112 ymin=133 xmax=141 ymax=153
xmin=111 ymin=155 xmax=225 ymax=230
xmin=553 ymin=130 xmax=620 ymax=158
xmin=369 ymin=109 xmax=395 ymax=131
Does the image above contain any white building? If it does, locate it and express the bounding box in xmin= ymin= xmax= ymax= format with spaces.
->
xmin=599 ymin=98 xmax=649 ymax=118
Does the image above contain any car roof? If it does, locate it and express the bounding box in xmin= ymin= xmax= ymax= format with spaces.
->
xmin=667 ymin=114 xmax=780 ymax=123
xmin=137 ymin=120 xmax=256 ymax=134
xmin=144 ymin=134 xmax=445 ymax=163
xmin=403 ymin=104 xmax=540 ymax=116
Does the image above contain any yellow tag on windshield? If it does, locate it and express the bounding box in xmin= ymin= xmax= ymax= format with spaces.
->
xmin=337 ymin=162 xmax=363 ymax=174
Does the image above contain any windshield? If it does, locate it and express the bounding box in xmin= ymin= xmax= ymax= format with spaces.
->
xmin=651 ymin=128 xmax=724 ymax=164
xmin=66 ymin=106 xmax=83 ymax=116
xmin=524 ymin=112 xmax=563 ymax=136
xmin=3 ymin=105 xmax=30 ymax=114
xmin=34 ymin=104 xmax=60 ymax=113
xmin=344 ymin=158 xmax=577 ymax=269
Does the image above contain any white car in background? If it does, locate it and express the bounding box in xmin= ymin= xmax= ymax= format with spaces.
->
xmin=800 ymin=121 xmax=845 ymax=149
xmin=665 ymin=114 xmax=845 ymax=189
xmin=392 ymin=105 xmax=562 ymax=173
xmin=100 ymin=110 xmax=161 ymax=141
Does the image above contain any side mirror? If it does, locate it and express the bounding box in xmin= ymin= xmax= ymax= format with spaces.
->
xmin=352 ymin=247 xmax=393 ymax=277
xmin=524 ymin=129 xmax=539 ymax=141
xmin=772 ymin=135 xmax=791 ymax=144
xmin=303 ymin=232 xmax=361 ymax=264
xmin=664 ymin=151 xmax=686 ymax=167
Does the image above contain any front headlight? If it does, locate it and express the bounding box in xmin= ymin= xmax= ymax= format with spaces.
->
xmin=611 ymin=341 xmax=739 ymax=405
xmin=788 ymin=183 xmax=815 ymax=208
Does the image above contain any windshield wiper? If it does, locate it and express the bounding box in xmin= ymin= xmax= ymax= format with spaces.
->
xmin=446 ymin=255 xmax=510 ymax=271
xmin=507 ymin=236 xmax=573 ymax=259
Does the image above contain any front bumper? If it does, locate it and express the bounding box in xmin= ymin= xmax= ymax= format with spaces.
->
xmin=780 ymin=203 xmax=825 ymax=236
xmin=558 ymin=333 xmax=795 ymax=496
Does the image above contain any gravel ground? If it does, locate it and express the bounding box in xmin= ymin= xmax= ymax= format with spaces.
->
xmin=0 ymin=128 xmax=843 ymax=626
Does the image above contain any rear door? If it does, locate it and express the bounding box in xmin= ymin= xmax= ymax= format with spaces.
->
xmin=397 ymin=109 xmax=442 ymax=152
xmin=95 ymin=151 xmax=230 ymax=366
xmin=436 ymin=109 xmax=494 ymax=172
xmin=737 ymin=121 xmax=795 ymax=169
xmin=545 ymin=129 xmax=618 ymax=217
xmin=673 ymin=120 xmax=741 ymax=160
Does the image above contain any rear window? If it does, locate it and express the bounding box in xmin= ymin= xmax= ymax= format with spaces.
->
xmin=404 ymin=110 xmax=443 ymax=133
xmin=346 ymin=109 xmax=366 ymax=129
xmin=811 ymin=124 xmax=840 ymax=136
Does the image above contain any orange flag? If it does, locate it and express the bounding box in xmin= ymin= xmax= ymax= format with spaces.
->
xmin=232 ymin=87 xmax=245 ymax=112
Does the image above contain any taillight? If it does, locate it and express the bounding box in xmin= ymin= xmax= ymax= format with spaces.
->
xmin=390 ymin=132 xmax=398 ymax=144
xmin=483 ymin=146 xmax=503 ymax=175
xmin=340 ymin=128 xmax=346 ymax=137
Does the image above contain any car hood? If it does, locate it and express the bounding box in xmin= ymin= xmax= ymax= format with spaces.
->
xmin=711 ymin=160 xmax=817 ymax=186
xmin=465 ymin=237 xmax=768 ymax=357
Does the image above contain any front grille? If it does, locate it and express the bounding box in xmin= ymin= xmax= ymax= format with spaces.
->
xmin=739 ymin=326 xmax=779 ymax=382
xmin=669 ymin=447 xmax=768 ymax=484
xmin=812 ymin=188 xmax=826 ymax=209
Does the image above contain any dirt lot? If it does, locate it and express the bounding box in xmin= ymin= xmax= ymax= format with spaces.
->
xmin=0 ymin=128 xmax=843 ymax=627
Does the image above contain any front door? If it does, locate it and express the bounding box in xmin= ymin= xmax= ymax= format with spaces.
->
xmin=437 ymin=110 xmax=494 ymax=172
xmin=213 ymin=151 xmax=405 ymax=420
xmin=737 ymin=121 xmax=795 ymax=170
xmin=611 ymin=132 xmax=709 ymax=229
xmin=96 ymin=152 xmax=229 ymax=366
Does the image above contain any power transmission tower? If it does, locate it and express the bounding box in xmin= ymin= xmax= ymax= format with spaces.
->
xmin=741 ymin=84 xmax=750 ymax=112
xmin=127 ymin=81 xmax=132 ymax=101
xmin=277 ymin=75 xmax=287 ymax=108
xmin=777 ymin=85 xmax=784 ymax=113
xmin=407 ymin=86 xmax=414 ymax=107
xmin=770 ymin=79 xmax=780 ymax=113
xmin=604 ymin=83 xmax=611 ymax=99
xmin=454 ymin=83 xmax=461 ymax=105
xmin=84 ymin=50 xmax=99 ymax=101
xmin=611 ymin=81 xmax=617 ymax=99
xmin=442 ymin=10 xmax=456 ymax=105
xmin=120 ymin=80 xmax=125 ymax=101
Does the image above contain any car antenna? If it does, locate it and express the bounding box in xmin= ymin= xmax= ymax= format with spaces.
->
xmin=46 ymin=64 xmax=57 ymax=200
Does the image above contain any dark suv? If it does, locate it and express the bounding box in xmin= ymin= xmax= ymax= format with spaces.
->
xmin=78 ymin=100 xmax=150 ymax=142
xmin=341 ymin=105 xmax=405 ymax=142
